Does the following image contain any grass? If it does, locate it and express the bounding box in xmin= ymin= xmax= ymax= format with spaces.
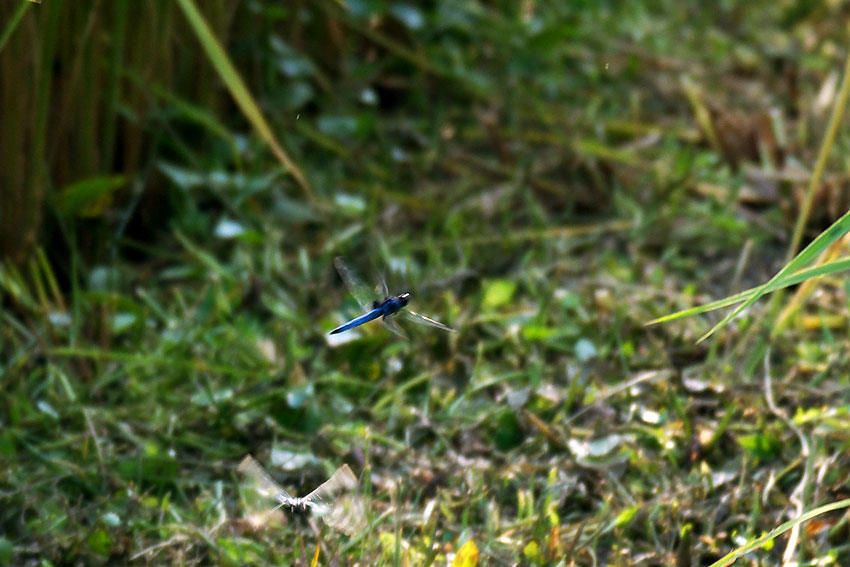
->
xmin=3 ymin=1 xmax=850 ymax=566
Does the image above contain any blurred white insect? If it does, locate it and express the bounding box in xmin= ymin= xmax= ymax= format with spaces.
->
xmin=237 ymin=454 xmax=366 ymax=536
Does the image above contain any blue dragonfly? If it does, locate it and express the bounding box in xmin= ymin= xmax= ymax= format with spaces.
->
xmin=329 ymin=257 xmax=455 ymax=338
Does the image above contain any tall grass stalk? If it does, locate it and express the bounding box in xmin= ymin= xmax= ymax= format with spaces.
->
xmin=175 ymin=0 xmax=315 ymax=204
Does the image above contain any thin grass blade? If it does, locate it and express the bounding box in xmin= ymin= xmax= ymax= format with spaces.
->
xmin=173 ymin=0 xmax=314 ymax=202
xmin=647 ymin=257 xmax=850 ymax=326
xmin=0 ymin=1 xmax=30 ymax=54
xmin=708 ymin=497 xmax=850 ymax=567
xmin=697 ymin=208 xmax=850 ymax=342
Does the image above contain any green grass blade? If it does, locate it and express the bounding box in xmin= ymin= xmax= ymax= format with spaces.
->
xmin=0 ymin=1 xmax=30 ymax=54
xmin=786 ymin=50 xmax=850 ymax=263
xmin=707 ymin=498 xmax=850 ymax=567
xmin=173 ymin=0 xmax=315 ymax=203
xmin=697 ymin=207 xmax=850 ymax=342
xmin=647 ymin=256 xmax=850 ymax=326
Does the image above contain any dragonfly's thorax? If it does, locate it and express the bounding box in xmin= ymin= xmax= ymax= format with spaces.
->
xmin=379 ymin=293 xmax=410 ymax=316
xmin=278 ymin=496 xmax=313 ymax=512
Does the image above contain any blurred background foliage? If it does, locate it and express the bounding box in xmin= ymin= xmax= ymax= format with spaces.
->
xmin=4 ymin=0 xmax=850 ymax=565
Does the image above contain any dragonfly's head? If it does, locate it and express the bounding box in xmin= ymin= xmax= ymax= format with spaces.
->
xmin=397 ymin=292 xmax=410 ymax=307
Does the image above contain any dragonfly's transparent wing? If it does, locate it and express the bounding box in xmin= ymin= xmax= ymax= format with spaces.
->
xmin=314 ymin=490 xmax=367 ymax=535
xmin=404 ymin=310 xmax=456 ymax=332
xmin=334 ymin=257 xmax=375 ymax=312
xmin=381 ymin=316 xmax=408 ymax=340
xmin=237 ymin=454 xmax=295 ymax=505
xmin=302 ymin=464 xmax=358 ymax=503
xmin=302 ymin=464 xmax=367 ymax=536
xmin=377 ymin=274 xmax=389 ymax=298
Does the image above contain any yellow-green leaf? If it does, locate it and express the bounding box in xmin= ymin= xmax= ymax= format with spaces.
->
xmin=483 ymin=279 xmax=517 ymax=308
xmin=614 ymin=504 xmax=640 ymax=527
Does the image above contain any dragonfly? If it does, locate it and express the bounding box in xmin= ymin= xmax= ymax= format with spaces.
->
xmin=237 ymin=454 xmax=366 ymax=536
xmin=329 ymin=257 xmax=455 ymax=338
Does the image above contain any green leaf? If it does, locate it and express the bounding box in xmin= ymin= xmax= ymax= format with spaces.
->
xmin=493 ymin=409 xmax=524 ymax=450
xmin=0 ymin=432 xmax=17 ymax=457
xmin=521 ymin=325 xmax=557 ymax=341
xmin=522 ymin=540 xmax=539 ymax=561
xmin=738 ymin=432 xmax=782 ymax=460
xmin=0 ymin=537 xmax=12 ymax=565
xmin=116 ymin=455 xmax=179 ymax=488
xmin=317 ymin=114 xmax=359 ymax=138
xmin=614 ymin=504 xmax=640 ymax=528
xmin=56 ymin=175 xmax=126 ymax=217
xmin=87 ymin=528 xmax=111 ymax=556
xmin=334 ymin=193 xmax=367 ymax=214
xmin=482 ymin=279 xmax=517 ymax=308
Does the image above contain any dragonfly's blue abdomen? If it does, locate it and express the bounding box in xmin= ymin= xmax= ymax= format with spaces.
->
xmin=330 ymin=308 xmax=383 ymax=334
